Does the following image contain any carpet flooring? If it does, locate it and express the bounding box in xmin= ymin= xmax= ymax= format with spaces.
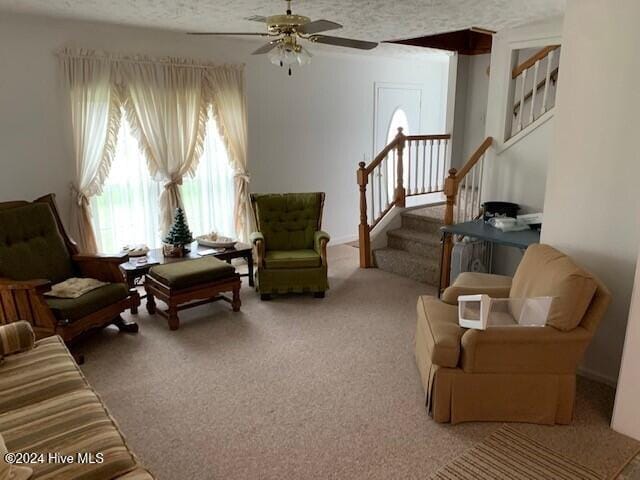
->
xmin=77 ymin=245 xmax=639 ymax=480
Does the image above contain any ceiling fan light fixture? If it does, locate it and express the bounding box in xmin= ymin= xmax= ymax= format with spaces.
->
xmin=190 ymin=0 xmax=378 ymax=75
xmin=268 ymin=42 xmax=312 ymax=67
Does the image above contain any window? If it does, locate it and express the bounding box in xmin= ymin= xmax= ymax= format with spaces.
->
xmin=387 ymin=108 xmax=410 ymax=143
xmin=385 ymin=108 xmax=410 ymax=198
xmin=91 ymin=107 xmax=235 ymax=252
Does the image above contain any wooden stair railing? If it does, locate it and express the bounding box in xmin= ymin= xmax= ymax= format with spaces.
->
xmin=440 ymin=136 xmax=493 ymax=289
xmin=511 ymin=44 xmax=560 ymax=135
xmin=357 ymin=128 xmax=451 ymax=268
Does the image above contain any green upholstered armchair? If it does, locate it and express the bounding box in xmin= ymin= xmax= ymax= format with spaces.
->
xmin=250 ymin=192 xmax=330 ymax=300
xmin=0 ymin=194 xmax=140 ymax=342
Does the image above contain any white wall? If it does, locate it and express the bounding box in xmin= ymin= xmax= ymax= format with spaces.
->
xmin=482 ymin=17 xmax=563 ymax=275
xmin=541 ymin=0 xmax=640 ymax=384
xmin=612 ymin=246 xmax=640 ymax=439
xmin=450 ymin=53 xmax=490 ymax=168
xmin=0 ymin=12 xmax=450 ymax=245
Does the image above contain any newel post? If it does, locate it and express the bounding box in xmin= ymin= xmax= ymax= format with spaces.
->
xmin=394 ymin=127 xmax=406 ymax=208
xmin=441 ymin=168 xmax=458 ymax=290
xmin=357 ymin=161 xmax=372 ymax=268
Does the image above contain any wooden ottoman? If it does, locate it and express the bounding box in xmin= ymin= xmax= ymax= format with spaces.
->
xmin=144 ymin=256 xmax=241 ymax=330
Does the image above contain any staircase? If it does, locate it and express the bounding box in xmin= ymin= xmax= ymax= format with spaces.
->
xmin=357 ymin=131 xmax=492 ymax=289
xmin=357 ymin=45 xmax=560 ymax=290
xmin=373 ymin=205 xmax=444 ymax=284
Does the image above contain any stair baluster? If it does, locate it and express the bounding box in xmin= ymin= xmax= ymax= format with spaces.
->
xmin=541 ymin=50 xmax=555 ymax=114
xmin=441 ymin=136 xmax=493 ymax=289
xmin=356 ymin=128 xmax=451 ymax=268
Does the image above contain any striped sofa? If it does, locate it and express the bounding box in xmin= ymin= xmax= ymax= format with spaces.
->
xmin=0 ymin=321 xmax=153 ymax=479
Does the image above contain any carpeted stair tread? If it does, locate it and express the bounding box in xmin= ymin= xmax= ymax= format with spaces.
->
xmin=400 ymin=209 xmax=445 ymax=234
xmin=387 ymin=227 xmax=440 ymax=245
xmin=387 ymin=228 xmax=441 ymax=259
xmin=373 ymin=247 xmax=440 ymax=285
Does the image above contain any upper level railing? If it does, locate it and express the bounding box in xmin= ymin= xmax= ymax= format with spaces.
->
xmin=510 ymin=45 xmax=560 ymax=137
xmin=357 ymin=129 xmax=451 ymax=267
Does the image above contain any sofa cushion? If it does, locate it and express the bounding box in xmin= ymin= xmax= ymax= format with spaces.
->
xmin=148 ymin=257 xmax=236 ymax=289
xmin=46 ymin=283 xmax=130 ymax=322
xmin=0 ymin=203 xmax=75 ymax=283
xmin=511 ymin=244 xmax=598 ymax=332
xmin=0 ymin=336 xmax=141 ymax=479
xmin=0 ymin=336 xmax=86 ymax=414
xmin=253 ymin=193 xmax=322 ymax=250
xmin=417 ymin=296 xmax=465 ymax=368
xmin=265 ymin=250 xmax=321 ymax=269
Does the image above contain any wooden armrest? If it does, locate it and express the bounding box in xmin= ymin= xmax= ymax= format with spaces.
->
xmin=0 ymin=280 xmax=57 ymax=333
xmin=0 ymin=278 xmax=52 ymax=293
xmin=73 ymin=252 xmax=129 ymax=264
xmin=72 ymin=254 xmax=128 ymax=283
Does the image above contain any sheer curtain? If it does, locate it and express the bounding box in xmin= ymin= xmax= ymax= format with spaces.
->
xmin=91 ymin=113 xmax=162 ymax=253
xmin=60 ymin=50 xmax=121 ymax=253
xmin=208 ymin=66 xmax=252 ymax=241
xmin=91 ymin=109 xmax=235 ymax=252
xmin=119 ymin=61 xmax=207 ymax=235
xmin=182 ymin=107 xmax=235 ymax=239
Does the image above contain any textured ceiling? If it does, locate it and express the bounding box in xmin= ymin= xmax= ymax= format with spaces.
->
xmin=0 ymin=0 xmax=565 ymax=42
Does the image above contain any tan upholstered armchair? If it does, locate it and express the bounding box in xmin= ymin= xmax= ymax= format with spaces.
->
xmin=0 ymin=194 xmax=140 ymax=342
xmin=415 ymin=244 xmax=610 ymax=425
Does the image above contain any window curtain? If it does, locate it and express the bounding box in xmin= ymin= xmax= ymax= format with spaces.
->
xmin=119 ymin=60 xmax=208 ymax=235
xmin=208 ymin=66 xmax=253 ymax=241
xmin=90 ymin=115 xmax=163 ymax=252
xmin=182 ymin=107 xmax=236 ymax=239
xmin=60 ymin=50 xmax=121 ymax=253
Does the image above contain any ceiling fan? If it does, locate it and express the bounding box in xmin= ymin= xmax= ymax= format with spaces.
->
xmin=188 ymin=0 xmax=378 ymax=75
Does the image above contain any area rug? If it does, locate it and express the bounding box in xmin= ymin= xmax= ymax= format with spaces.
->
xmin=430 ymin=425 xmax=602 ymax=480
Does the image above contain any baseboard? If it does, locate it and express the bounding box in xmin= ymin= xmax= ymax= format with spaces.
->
xmin=578 ymin=365 xmax=618 ymax=388
xmin=331 ymin=234 xmax=358 ymax=245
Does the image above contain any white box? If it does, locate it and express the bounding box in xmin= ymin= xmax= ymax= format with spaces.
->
xmin=458 ymin=295 xmax=553 ymax=330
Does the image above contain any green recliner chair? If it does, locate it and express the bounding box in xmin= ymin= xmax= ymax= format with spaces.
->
xmin=0 ymin=194 xmax=140 ymax=343
xmin=250 ymin=193 xmax=330 ymax=300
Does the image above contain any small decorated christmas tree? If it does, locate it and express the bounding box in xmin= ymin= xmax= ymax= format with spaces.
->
xmin=164 ymin=207 xmax=193 ymax=248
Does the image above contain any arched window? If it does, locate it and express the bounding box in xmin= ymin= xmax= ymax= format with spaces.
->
xmin=387 ymin=108 xmax=410 ymax=143
xmin=385 ymin=108 xmax=410 ymax=197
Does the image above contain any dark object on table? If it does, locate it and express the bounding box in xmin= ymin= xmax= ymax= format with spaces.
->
xmin=482 ymin=201 xmax=520 ymax=222
xmin=0 ymin=194 xmax=140 ymax=342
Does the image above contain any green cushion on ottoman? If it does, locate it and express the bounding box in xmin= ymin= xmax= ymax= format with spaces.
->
xmin=148 ymin=257 xmax=236 ymax=289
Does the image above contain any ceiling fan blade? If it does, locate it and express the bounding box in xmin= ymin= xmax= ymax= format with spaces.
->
xmin=252 ymin=40 xmax=281 ymax=55
xmin=187 ymin=32 xmax=268 ymax=36
xmin=298 ymin=19 xmax=342 ymax=34
xmin=310 ymin=35 xmax=378 ymax=50
xmin=245 ymin=15 xmax=268 ymax=22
